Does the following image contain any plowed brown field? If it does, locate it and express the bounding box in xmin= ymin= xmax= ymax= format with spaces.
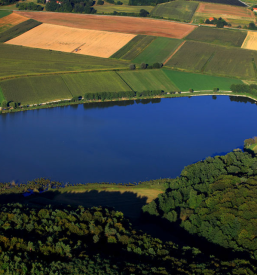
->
xmin=195 ymin=3 xmax=254 ymax=21
xmin=14 ymin=11 xmax=196 ymax=38
xmin=6 ymin=23 xmax=136 ymax=58
xmin=0 ymin=13 xmax=28 ymax=30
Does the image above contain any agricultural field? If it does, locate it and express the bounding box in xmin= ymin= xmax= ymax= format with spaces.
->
xmin=150 ymin=1 xmax=199 ymax=22
xmin=241 ymin=31 xmax=257 ymax=51
xmin=95 ymin=4 xmax=154 ymax=14
xmin=0 ymin=87 xmax=5 ymax=104
xmin=132 ymin=37 xmax=183 ymax=65
xmin=166 ymin=41 xmax=257 ymax=80
xmin=118 ymin=70 xmax=178 ymax=92
xmin=196 ymin=0 xmax=247 ymax=7
xmin=163 ymin=69 xmax=243 ymax=91
xmin=0 ymin=44 xmax=130 ymax=79
xmin=192 ymin=2 xmax=254 ymax=26
xmin=0 ymin=19 xmax=41 ymax=43
xmin=61 ymin=72 xmax=131 ymax=97
xmin=0 ymin=75 xmax=73 ymax=105
xmin=0 ymin=10 xmax=12 ymax=19
xmin=112 ymin=35 xmax=156 ymax=60
xmin=186 ymin=26 xmax=247 ymax=47
xmin=0 ymin=12 xmax=28 ymax=33
xmin=14 ymin=11 xmax=197 ymax=38
xmin=6 ymin=23 xmax=136 ymax=58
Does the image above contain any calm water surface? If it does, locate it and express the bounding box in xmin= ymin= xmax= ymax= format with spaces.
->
xmin=1 ymin=96 xmax=257 ymax=183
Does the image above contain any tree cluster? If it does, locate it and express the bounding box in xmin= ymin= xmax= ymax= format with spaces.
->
xmin=143 ymin=149 xmax=257 ymax=260
xmin=0 ymin=0 xmax=16 ymax=5
xmin=16 ymin=2 xmax=43 ymax=10
xmin=205 ymin=17 xmax=229 ymax=28
xmin=230 ymin=83 xmax=257 ymax=98
xmin=45 ymin=0 xmax=96 ymax=14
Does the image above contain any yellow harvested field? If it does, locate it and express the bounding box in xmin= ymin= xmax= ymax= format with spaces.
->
xmin=242 ymin=31 xmax=257 ymax=51
xmin=6 ymin=23 xmax=136 ymax=58
xmin=0 ymin=13 xmax=28 ymax=29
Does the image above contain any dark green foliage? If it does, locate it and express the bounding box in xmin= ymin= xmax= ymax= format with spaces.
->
xmin=129 ymin=64 xmax=136 ymax=70
xmin=97 ymin=0 xmax=104 ymax=4
xmin=230 ymin=83 xmax=257 ymax=98
xmin=16 ymin=2 xmax=43 ymax=10
xmin=1 ymin=100 xmax=7 ymax=108
xmin=143 ymin=149 xmax=257 ymax=260
xmin=0 ymin=0 xmax=16 ymax=5
xmin=141 ymin=63 xmax=147 ymax=69
xmin=0 ymin=19 xmax=41 ymax=43
xmin=129 ymin=0 xmax=168 ymax=6
xmin=139 ymin=9 xmax=149 ymax=17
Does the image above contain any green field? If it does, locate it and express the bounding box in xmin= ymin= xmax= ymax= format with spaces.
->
xmin=163 ymin=69 xmax=243 ymax=91
xmin=166 ymin=41 xmax=257 ymax=80
xmin=0 ymin=10 xmax=12 ymax=19
xmin=95 ymin=4 xmax=153 ymax=14
xmin=111 ymin=35 xmax=156 ymax=60
xmin=61 ymin=72 xmax=131 ymax=97
xmin=0 ymin=19 xmax=41 ymax=42
xmin=0 ymin=87 xmax=5 ymax=104
xmin=118 ymin=70 xmax=178 ymax=92
xmin=0 ymin=75 xmax=72 ymax=105
xmin=150 ymin=1 xmax=199 ymax=22
xmin=186 ymin=27 xmax=248 ymax=47
xmin=0 ymin=44 xmax=130 ymax=79
xmin=132 ymin=37 xmax=183 ymax=65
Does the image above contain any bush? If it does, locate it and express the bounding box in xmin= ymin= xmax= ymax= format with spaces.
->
xmin=116 ymin=0 xmax=123 ymax=4
xmin=139 ymin=9 xmax=149 ymax=17
xmin=213 ymin=88 xmax=219 ymax=92
xmin=129 ymin=64 xmax=136 ymax=70
xmin=1 ymin=100 xmax=8 ymax=108
xmin=97 ymin=0 xmax=104 ymax=4
xmin=189 ymin=88 xmax=194 ymax=93
xmin=9 ymin=101 xmax=18 ymax=109
xmin=141 ymin=63 xmax=147 ymax=69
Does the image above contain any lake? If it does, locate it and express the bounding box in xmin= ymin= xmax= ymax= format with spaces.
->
xmin=0 ymin=95 xmax=257 ymax=184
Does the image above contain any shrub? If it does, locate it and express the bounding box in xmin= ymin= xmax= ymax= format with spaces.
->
xmin=1 ymin=100 xmax=7 ymax=108
xmin=189 ymin=88 xmax=194 ymax=93
xmin=9 ymin=101 xmax=18 ymax=109
xmin=141 ymin=63 xmax=147 ymax=69
xmin=129 ymin=64 xmax=136 ymax=70
xmin=97 ymin=0 xmax=104 ymax=4
xmin=213 ymin=88 xmax=219 ymax=92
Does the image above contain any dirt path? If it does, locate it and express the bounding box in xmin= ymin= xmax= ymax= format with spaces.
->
xmin=163 ymin=40 xmax=186 ymax=65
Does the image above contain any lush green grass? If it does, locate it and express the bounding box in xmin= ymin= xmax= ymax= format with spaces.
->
xmin=96 ymin=4 xmax=153 ymax=14
xmin=150 ymin=1 xmax=199 ymax=22
xmin=0 ymin=10 xmax=11 ymax=18
xmin=186 ymin=27 xmax=247 ymax=47
xmin=0 ymin=75 xmax=72 ymax=105
xmin=0 ymin=19 xmax=41 ymax=43
xmin=0 ymin=87 xmax=5 ymax=104
xmin=0 ymin=44 xmax=130 ymax=79
xmin=118 ymin=70 xmax=178 ymax=92
xmin=61 ymin=72 xmax=131 ymax=97
xmin=166 ymin=40 xmax=257 ymax=80
xmin=112 ymin=35 xmax=156 ymax=60
xmin=163 ymin=69 xmax=243 ymax=91
xmin=132 ymin=37 xmax=183 ymax=65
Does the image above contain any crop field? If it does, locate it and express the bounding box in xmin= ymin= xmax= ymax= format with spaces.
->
xmin=95 ymin=4 xmax=154 ymax=14
xmin=112 ymin=35 xmax=156 ymax=60
xmin=0 ymin=87 xmax=5 ymax=104
xmin=186 ymin=27 xmax=247 ymax=47
xmin=0 ymin=13 xmax=28 ymax=33
xmin=133 ymin=37 xmax=183 ymax=65
xmin=0 ymin=44 xmax=130 ymax=79
xmin=6 ymin=23 xmax=136 ymax=58
xmin=150 ymin=1 xmax=199 ymax=22
xmin=0 ymin=10 xmax=12 ymax=19
xmin=118 ymin=70 xmax=178 ymax=92
xmin=166 ymin=41 xmax=257 ymax=80
xmin=0 ymin=75 xmax=73 ymax=105
xmin=0 ymin=19 xmax=41 ymax=43
xmin=196 ymin=0 xmax=247 ymax=7
xmin=14 ymin=11 xmax=197 ymax=39
xmin=61 ymin=72 xmax=131 ymax=96
xmin=241 ymin=31 xmax=257 ymax=51
xmin=192 ymin=2 xmax=254 ymax=25
xmin=163 ymin=69 xmax=243 ymax=91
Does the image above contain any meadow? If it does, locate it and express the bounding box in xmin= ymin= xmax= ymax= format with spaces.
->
xmin=0 ymin=44 xmax=129 ymax=79
xmin=132 ymin=37 xmax=183 ymax=65
xmin=6 ymin=23 xmax=136 ymax=58
xmin=0 ymin=19 xmax=41 ymax=42
xmin=150 ymin=1 xmax=199 ymax=22
xmin=117 ymin=70 xmax=178 ymax=92
xmin=0 ymin=75 xmax=72 ymax=105
xmin=166 ymin=41 xmax=257 ymax=79
xmin=61 ymin=72 xmax=131 ymax=97
xmin=0 ymin=10 xmax=11 ymax=19
xmin=95 ymin=4 xmax=154 ymax=14
xmin=163 ymin=69 xmax=243 ymax=91
xmin=111 ymin=35 xmax=156 ymax=60
xmin=186 ymin=26 xmax=247 ymax=47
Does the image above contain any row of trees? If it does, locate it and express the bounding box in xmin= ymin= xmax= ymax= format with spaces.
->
xmin=230 ymin=83 xmax=257 ymax=97
xmin=205 ymin=17 xmax=230 ymax=28
xmin=16 ymin=2 xmax=43 ymax=10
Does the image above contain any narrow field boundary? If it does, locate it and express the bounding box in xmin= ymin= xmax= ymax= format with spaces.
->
xmin=163 ymin=41 xmax=186 ymax=65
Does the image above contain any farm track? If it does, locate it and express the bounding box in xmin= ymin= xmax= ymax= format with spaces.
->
xmin=14 ymin=11 xmax=197 ymax=39
xmin=163 ymin=41 xmax=186 ymax=65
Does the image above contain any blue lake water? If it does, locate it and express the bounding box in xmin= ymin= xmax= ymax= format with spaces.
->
xmin=0 ymin=95 xmax=257 ymax=184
